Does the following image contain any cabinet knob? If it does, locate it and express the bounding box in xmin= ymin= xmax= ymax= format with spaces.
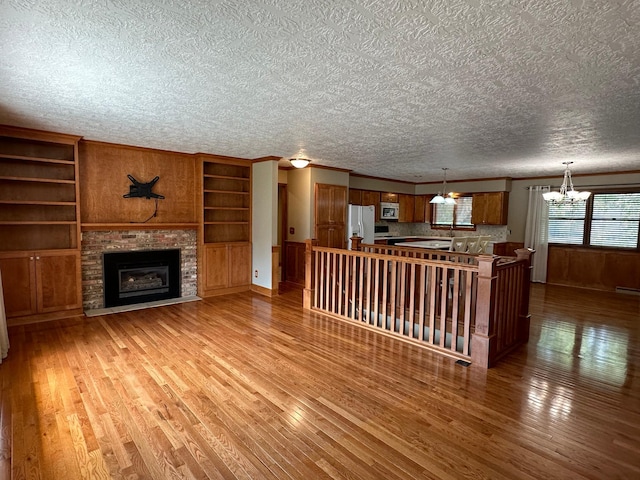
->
xmin=36 ymin=256 xmax=40 ymax=260
xmin=30 ymin=256 xmax=34 ymax=260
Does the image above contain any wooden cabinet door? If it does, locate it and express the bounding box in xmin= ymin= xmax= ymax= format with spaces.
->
xmin=228 ymin=243 xmax=252 ymax=287
xmin=36 ymin=251 xmax=81 ymax=313
xmin=316 ymin=225 xmax=345 ymax=249
xmin=315 ymin=183 xmax=347 ymax=248
xmin=348 ymin=189 xmax=363 ymax=205
xmin=203 ymin=244 xmax=229 ymax=290
xmin=0 ymin=253 xmax=37 ymax=317
xmin=398 ymin=194 xmax=415 ymax=222
xmin=472 ymin=192 xmax=508 ymax=225
xmin=362 ymin=191 xmax=381 ymax=221
xmin=381 ymin=192 xmax=398 ymax=203
xmin=413 ymin=195 xmax=431 ymax=223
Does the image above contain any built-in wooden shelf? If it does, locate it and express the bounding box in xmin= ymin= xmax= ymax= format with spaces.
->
xmin=0 ymin=153 xmax=75 ymax=165
xmin=81 ymin=223 xmax=199 ymax=231
xmin=0 ymin=221 xmax=77 ymax=225
xmin=204 ymin=189 xmax=250 ymax=195
xmin=204 ymin=221 xmax=249 ymax=225
xmin=204 ymin=174 xmax=250 ymax=181
xmin=0 ymin=175 xmax=76 ymax=184
xmin=0 ymin=200 xmax=76 ymax=206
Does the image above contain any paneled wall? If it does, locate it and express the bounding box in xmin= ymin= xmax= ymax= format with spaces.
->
xmin=547 ymin=245 xmax=640 ymax=292
xmin=79 ymin=141 xmax=198 ymax=224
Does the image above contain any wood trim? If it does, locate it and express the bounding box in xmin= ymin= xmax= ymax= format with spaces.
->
xmin=272 ymin=245 xmax=280 ymax=294
xmin=251 ymin=284 xmax=277 ymax=297
xmin=6 ymin=307 xmax=84 ymax=327
xmin=0 ymin=124 xmax=82 ymax=144
xmin=81 ymin=223 xmax=199 ymax=230
xmin=200 ymin=285 xmax=251 ymax=298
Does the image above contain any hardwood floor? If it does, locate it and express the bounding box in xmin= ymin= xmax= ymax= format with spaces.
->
xmin=1 ymin=283 xmax=638 ymax=479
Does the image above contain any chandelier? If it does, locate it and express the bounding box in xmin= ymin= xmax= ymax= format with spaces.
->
xmin=430 ymin=168 xmax=456 ymax=204
xmin=542 ymin=161 xmax=591 ymax=204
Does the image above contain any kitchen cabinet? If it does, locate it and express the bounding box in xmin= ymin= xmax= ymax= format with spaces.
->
xmin=398 ymin=194 xmax=415 ymax=223
xmin=362 ymin=190 xmax=381 ymax=221
xmin=0 ymin=250 xmax=81 ymax=318
xmin=472 ymin=192 xmax=509 ymax=225
xmin=381 ymin=192 xmax=398 ymax=203
xmin=413 ymin=195 xmax=431 ymax=223
xmin=348 ymin=188 xmax=363 ymax=205
xmin=315 ymin=183 xmax=347 ymax=248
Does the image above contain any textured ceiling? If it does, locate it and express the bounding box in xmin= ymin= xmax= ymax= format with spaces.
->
xmin=2 ymin=0 xmax=640 ymax=182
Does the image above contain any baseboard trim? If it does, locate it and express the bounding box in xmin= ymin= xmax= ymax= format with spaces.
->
xmin=251 ymin=284 xmax=278 ymax=297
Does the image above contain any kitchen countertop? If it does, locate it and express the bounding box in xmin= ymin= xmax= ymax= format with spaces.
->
xmin=373 ymin=236 xmax=451 ymax=241
xmin=394 ymin=240 xmax=453 ymax=249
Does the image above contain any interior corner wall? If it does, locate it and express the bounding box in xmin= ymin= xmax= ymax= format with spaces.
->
xmin=287 ymin=167 xmax=312 ymax=242
xmin=252 ymin=161 xmax=278 ymax=290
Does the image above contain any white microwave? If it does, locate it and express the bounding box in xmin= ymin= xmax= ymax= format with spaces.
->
xmin=380 ymin=202 xmax=399 ymax=220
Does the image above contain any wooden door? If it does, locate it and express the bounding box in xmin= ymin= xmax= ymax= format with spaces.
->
xmin=36 ymin=251 xmax=81 ymax=313
xmin=203 ymin=244 xmax=229 ymax=290
xmin=0 ymin=253 xmax=37 ymax=317
xmin=228 ymin=243 xmax=252 ymax=287
xmin=315 ymin=184 xmax=347 ymax=248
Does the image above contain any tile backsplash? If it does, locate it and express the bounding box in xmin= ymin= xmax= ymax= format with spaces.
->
xmin=378 ymin=221 xmax=508 ymax=241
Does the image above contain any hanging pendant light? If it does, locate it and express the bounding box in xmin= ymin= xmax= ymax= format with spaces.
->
xmin=430 ymin=168 xmax=456 ymax=204
xmin=542 ymin=161 xmax=591 ymax=204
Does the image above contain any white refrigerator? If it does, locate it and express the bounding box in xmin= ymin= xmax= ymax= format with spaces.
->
xmin=347 ymin=204 xmax=375 ymax=249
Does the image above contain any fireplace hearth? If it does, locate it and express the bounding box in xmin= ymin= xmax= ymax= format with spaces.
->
xmin=103 ymin=249 xmax=181 ymax=308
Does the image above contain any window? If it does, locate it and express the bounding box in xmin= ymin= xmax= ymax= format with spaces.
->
xmin=548 ymin=191 xmax=640 ymax=248
xmin=432 ymin=196 xmax=474 ymax=229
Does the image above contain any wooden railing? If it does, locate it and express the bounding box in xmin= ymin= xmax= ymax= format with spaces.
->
xmin=303 ymin=240 xmax=534 ymax=368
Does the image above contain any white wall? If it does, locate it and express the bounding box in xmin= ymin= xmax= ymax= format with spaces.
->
xmin=252 ymin=161 xmax=278 ymax=289
xmin=286 ymin=167 xmax=312 ymax=242
xmin=349 ymin=176 xmax=415 ymax=194
xmin=415 ymin=178 xmax=512 ymax=195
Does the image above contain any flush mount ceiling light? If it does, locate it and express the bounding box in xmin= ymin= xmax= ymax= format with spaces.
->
xmin=542 ymin=161 xmax=591 ymax=204
xmin=430 ymin=168 xmax=456 ymax=204
xmin=289 ymin=157 xmax=310 ymax=168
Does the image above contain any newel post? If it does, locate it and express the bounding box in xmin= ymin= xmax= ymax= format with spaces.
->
xmin=303 ymin=239 xmax=318 ymax=310
xmin=515 ymin=248 xmax=535 ymax=343
xmin=350 ymin=236 xmax=363 ymax=251
xmin=471 ymin=254 xmax=499 ymax=368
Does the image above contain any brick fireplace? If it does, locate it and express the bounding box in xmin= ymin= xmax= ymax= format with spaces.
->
xmin=81 ymin=229 xmax=197 ymax=311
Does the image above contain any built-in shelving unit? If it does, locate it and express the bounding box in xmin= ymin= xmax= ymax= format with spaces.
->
xmin=0 ymin=126 xmax=83 ymax=323
xmin=0 ymin=133 xmax=81 ymax=251
xmin=203 ymin=162 xmax=251 ymax=243
xmin=199 ymin=156 xmax=252 ymax=297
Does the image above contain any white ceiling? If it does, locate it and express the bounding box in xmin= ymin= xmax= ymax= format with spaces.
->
xmin=2 ymin=0 xmax=640 ymax=182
